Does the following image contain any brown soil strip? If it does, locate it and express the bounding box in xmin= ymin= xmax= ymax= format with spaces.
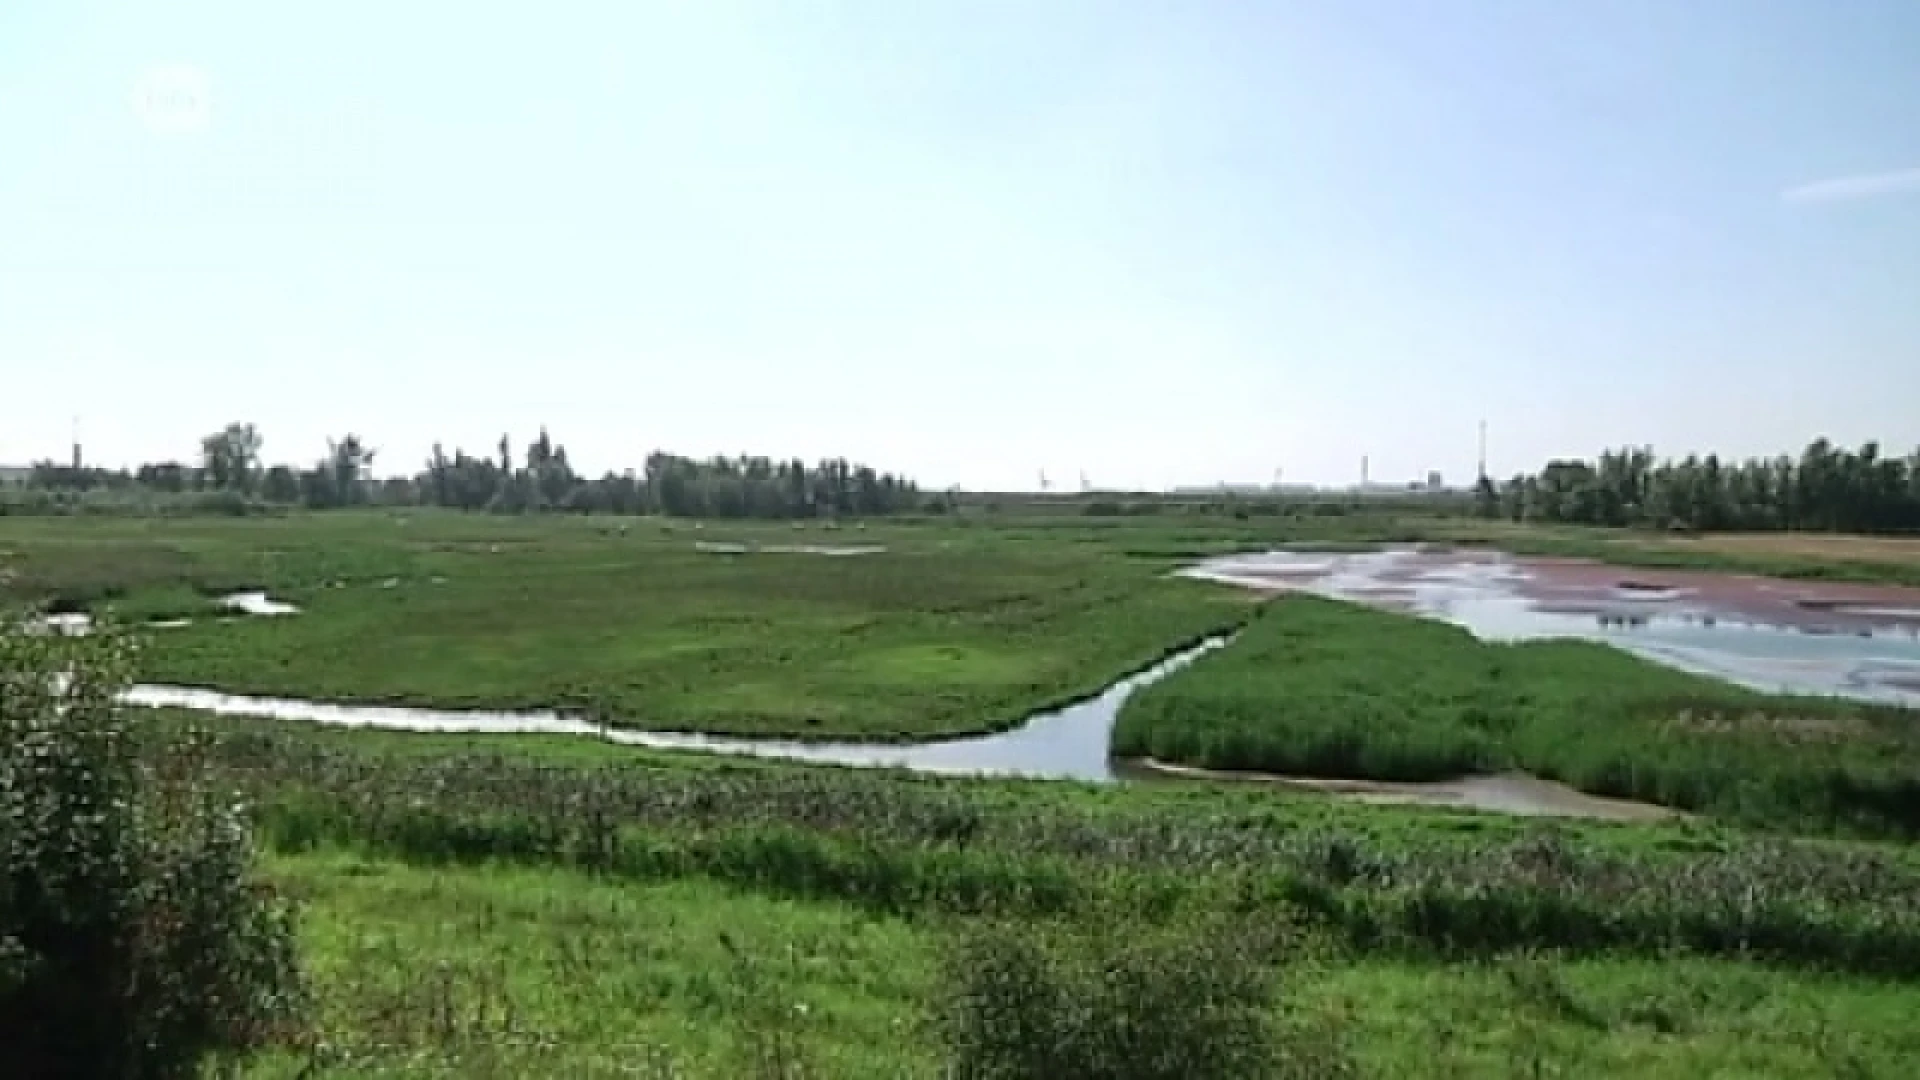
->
xmin=1128 ymin=758 xmax=1681 ymax=823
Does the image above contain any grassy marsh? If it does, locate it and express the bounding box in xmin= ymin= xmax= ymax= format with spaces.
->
xmin=1116 ymin=594 xmax=1920 ymax=836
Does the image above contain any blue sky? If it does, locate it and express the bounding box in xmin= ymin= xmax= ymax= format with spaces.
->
xmin=2 ymin=1 xmax=1916 ymax=489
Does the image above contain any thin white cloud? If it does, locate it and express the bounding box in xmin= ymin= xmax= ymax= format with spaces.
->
xmin=1781 ymin=167 xmax=1920 ymax=204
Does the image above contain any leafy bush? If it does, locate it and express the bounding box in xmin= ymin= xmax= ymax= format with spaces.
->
xmin=935 ymin=916 xmax=1304 ymax=1080
xmin=0 ymin=625 xmax=302 ymax=1078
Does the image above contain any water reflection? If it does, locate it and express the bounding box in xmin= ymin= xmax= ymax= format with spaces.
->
xmin=127 ymin=636 xmax=1232 ymax=783
xmin=1183 ymin=550 xmax=1920 ymax=707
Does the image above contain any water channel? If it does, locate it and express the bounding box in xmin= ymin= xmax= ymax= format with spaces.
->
xmin=126 ymin=635 xmax=1231 ymax=783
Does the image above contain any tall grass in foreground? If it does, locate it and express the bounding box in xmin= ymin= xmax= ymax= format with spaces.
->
xmin=1115 ymin=595 xmax=1920 ymax=836
xmin=148 ymin=717 xmax=1920 ymax=978
xmin=252 ymin=849 xmax=1920 ymax=1078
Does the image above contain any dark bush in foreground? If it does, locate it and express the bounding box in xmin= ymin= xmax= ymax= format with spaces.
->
xmin=0 ymin=627 xmax=301 ymax=1078
xmin=936 ymin=916 xmax=1308 ymax=1080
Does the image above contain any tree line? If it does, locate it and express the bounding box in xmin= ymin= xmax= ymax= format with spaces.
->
xmin=1481 ymin=438 xmax=1920 ymax=533
xmin=9 ymin=423 xmax=925 ymax=518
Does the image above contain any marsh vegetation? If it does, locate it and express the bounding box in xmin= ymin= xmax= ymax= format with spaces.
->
xmin=6 ymin=506 xmax=1920 ymax=1076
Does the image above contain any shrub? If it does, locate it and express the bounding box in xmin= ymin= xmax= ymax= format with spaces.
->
xmin=934 ymin=915 xmax=1312 ymax=1079
xmin=0 ymin=624 xmax=302 ymax=1078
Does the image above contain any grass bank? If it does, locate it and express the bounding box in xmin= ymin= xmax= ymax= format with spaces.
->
xmin=240 ymin=850 xmax=1920 ymax=1077
xmin=1115 ymin=595 xmax=1920 ymax=836
xmin=148 ymin=712 xmax=1920 ymax=979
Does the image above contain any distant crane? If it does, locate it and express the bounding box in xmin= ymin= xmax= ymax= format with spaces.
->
xmin=1038 ymin=469 xmax=1050 ymax=492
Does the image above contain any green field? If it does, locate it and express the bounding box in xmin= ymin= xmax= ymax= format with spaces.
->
xmin=158 ymin=711 xmax=1920 ymax=1077
xmin=239 ymin=852 xmax=1920 ymax=1078
xmin=4 ymin=509 xmax=1913 ymax=743
xmin=8 ymin=509 xmax=1920 ymax=1076
xmin=1 ymin=512 xmax=1254 ymax=739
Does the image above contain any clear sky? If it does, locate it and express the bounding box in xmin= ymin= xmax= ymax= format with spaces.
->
xmin=3 ymin=1 xmax=1916 ymax=490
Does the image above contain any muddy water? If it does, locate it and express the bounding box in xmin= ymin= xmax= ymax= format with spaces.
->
xmin=1184 ymin=548 xmax=1920 ymax=707
xmin=125 ymin=636 xmax=1233 ymax=783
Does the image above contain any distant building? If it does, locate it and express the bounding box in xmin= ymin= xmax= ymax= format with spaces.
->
xmin=1427 ymin=471 xmax=1444 ymax=491
xmin=1169 ymin=482 xmax=1322 ymax=496
xmin=0 ymin=465 xmax=31 ymax=488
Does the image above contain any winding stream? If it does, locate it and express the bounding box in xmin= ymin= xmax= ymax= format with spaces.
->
xmin=126 ymin=636 xmax=1232 ymax=783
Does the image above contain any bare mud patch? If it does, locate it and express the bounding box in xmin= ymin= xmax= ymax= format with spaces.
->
xmin=1129 ymin=759 xmax=1679 ymax=822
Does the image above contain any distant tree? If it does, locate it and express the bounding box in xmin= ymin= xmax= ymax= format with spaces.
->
xmin=373 ymin=475 xmax=417 ymax=507
xmin=1498 ymin=437 xmax=1920 ymax=535
xmin=325 ymin=434 xmax=375 ymax=507
xmin=136 ymin=461 xmax=192 ymax=493
xmin=261 ymin=465 xmax=301 ymax=505
xmin=200 ymin=423 xmax=263 ymax=492
xmin=18 ymin=420 xmax=928 ymax=523
xmin=426 ymin=443 xmax=452 ymax=506
xmin=525 ymin=427 xmax=577 ymax=509
xmin=1472 ymin=475 xmax=1499 ymax=518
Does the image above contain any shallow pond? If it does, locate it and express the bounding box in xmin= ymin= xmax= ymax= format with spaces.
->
xmin=1183 ymin=548 xmax=1920 ymax=707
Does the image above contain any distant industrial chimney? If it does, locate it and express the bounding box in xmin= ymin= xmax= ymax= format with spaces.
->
xmin=71 ymin=415 xmax=82 ymax=472
xmin=1477 ymin=419 xmax=1488 ymax=483
xmin=1361 ymin=454 xmax=1370 ymax=487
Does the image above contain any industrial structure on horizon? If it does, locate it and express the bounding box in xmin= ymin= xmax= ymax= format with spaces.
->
xmin=1169 ymin=421 xmax=1484 ymax=497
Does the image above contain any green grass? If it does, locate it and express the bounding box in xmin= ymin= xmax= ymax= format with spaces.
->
xmin=5 ymin=512 xmax=1915 ymax=745
xmin=1116 ymin=594 xmax=1920 ymax=836
xmin=16 ymin=509 xmax=1920 ymax=1075
xmin=244 ymin=853 xmax=936 ymax=1078
xmin=1318 ymin=953 xmax=1920 ymax=1078
xmin=146 ymin=710 xmax=1920 ymax=979
xmin=2 ymin=512 xmax=1255 ymax=739
xmin=143 ymin=708 xmax=1766 ymax=861
xmin=238 ymin=851 xmax=1920 ymax=1078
